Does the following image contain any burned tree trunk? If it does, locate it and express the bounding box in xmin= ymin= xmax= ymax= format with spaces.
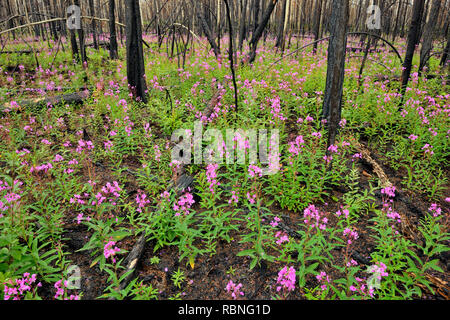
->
xmin=74 ymin=0 xmax=87 ymax=64
xmin=69 ymin=29 xmax=79 ymax=61
xmin=312 ymin=0 xmax=323 ymax=54
xmin=321 ymin=0 xmax=349 ymax=151
xmin=400 ymin=0 xmax=425 ymax=101
xmin=224 ymin=0 xmax=239 ymax=113
xmin=109 ymin=0 xmax=119 ymax=59
xmin=238 ymin=0 xmax=248 ymax=52
xmin=252 ymin=0 xmax=260 ymax=35
xmin=125 ymin=0 xmax=148 ymax=103
xmin=275 ymin=0 xmax=287 ymax=50
xmin=441 ymin=30 xmax=450 ymax=67
xmin=392 ymin=0 xmax=403 ymax=42
xmin=88 ymin=0 xmax=98 ymax=50
xmin=248 ymin=0 xmax=279 ymax=64
xmin=418 ymin=0 xmax=441 ymax=76
xmin=196 ymin=0 xmax=220 ymax=58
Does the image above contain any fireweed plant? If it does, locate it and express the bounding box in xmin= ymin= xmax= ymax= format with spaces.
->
xmin=0 ymin=34 xmax=448 ymax=300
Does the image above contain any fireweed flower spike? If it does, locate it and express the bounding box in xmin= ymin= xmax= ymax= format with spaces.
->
xmin=276 ymin=266 xmax=296 ymax=293
xmin=104 ymin=241 xmax=121 ymax=263
xmin=225 ymin=280 xmax=244 ymax=300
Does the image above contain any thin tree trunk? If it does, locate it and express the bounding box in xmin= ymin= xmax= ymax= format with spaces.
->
xmin=89 ymin=0 xmax=98 ymax=49
xmin=275 ymin=0 xmax=287 ymax=49
xmin=312 ymin=0 xmax=323 ymax=54
xmin=440 ymin=29 xmax=450 ymax=67
xmin=248 ymin=0 xmax=279 ymax=63
xmin=322 ymin=0 xmax=349 ymax=152
xmin=400 ymin=0 xmax=425 ymax=101
xmin=419 ymin=0 xmax=441 ymax=76
xmin=238 ymin=0 xmax=248 ymax=51
xmin=125 ymin=0 xmax=148 ymax=102
xmin=109 ymin=0 xmax=119 ymax=59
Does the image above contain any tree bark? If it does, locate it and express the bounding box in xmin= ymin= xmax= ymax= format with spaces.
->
xmin=238 ymin=0 xmax=248 ymax=51
xmin=322 ymin=0 xmax=349 ymax=151
xmin=400 ymin=0 xmax=425 ymax=100
xmin=312 ymin=0 xmax=323 ymax=54
xmin=125 ymin=0 xmax=148 ymax=102
xmin=440 ymin=29 xmax=450 ymax=67
xmin=88 ymin=0 xmax=98 ymax=50
xmin=418 ymin=0 xmax=441 ymax=76
xmin=275 ymin=0 xmax=287 ymax=49
xmin=248 ymin=0 xmax=279 ymax=64
xmin=109 ymin=0 xmax=119 ymax=59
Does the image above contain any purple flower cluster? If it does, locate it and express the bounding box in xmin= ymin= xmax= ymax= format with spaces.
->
xmin=428 ymin=203 xmax=442 ymax=217
xmin=173 ymin=191 xmax=195 ymax=216
xmin=136 ymin=190 xmax=151 ymax=213
xmin=104 ymin=241 xmax=121 ymax=263
xmin=288 ymin=135 xmax=305 ymax=156
xmin=343 ymin=227 xmax=359 ymax=245
xmin=248 ymin=164 xmax=262 ymax=178
xmin=206 ymin=164 xmax=220 ymax=194
xmin=303 ymin=205 xmax=328 ymax=230
xmin=276 ymin=266 xmax=296 ymax=292
xmin=381 ymin=186 xmax=401 ymax=226
xmin=225 ymin=280 xmax=244 ymax=300
xmin=54 ymin=280 xmax=80 ymax=300
xmin=3 ymin=273 xmax=41 ymax=300
xmin=316 ymin=271 xmax=330 ymax=291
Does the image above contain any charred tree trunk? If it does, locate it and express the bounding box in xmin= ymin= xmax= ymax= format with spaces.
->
xmin=238 ymin=0 xmax=248 ymax=51
xmin=89 ymin=0 xmax=98 ymax=50
xmin=253 ymin=0 xmax=260 ymax=35
xmin=275 ymin=0 xmax=287 ymax=49
xmin=125 ymin=0 xmax=148 ymax=102
xmin=312 ymin=0 xmax=323 ymax=54
xmin=400 ymin=0 xmax=425 ymax=101
xmin=196 ymin=0 xmax=220 ymax=58
xmin=70 ymin=28 xmax=80 ymax=62
xmin=441 ymin=30 xmax=450 ymax=67
xmin=74 ymin=0 xmax=87 ymax=64
xmin=322 ymin=0 xmax=349 ymax=152
xmin=392 ymin=0 xmax=403 ymax=42
xmin=248 ymin=0 xmax=279 ymax=64
xmin=224 ymin=0 xmax=239 ymax=113
xmin=418 ymin=0 xmax=441 ymax=76
xmin=109 ymin=0 xmax=119 ymax=59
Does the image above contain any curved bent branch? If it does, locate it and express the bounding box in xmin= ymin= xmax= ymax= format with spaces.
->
xmin=347 ymin=32 xmax=403 ymax=63
xmin=260 ymin=31 xmax=402 ymax=75
xmin=260 ymin=36 xmax=331 ymax=75
xmin=172 ymin=23 xmax=204 ymax=46
xmin=0 ymin=17 xmax=125 ymax=37
xmin=348 ymin=55 xmax=395 ymax=73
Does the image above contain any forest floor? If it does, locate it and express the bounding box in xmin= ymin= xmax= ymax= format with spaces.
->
xmin=0 ymin=34 xmax=449 ymax=300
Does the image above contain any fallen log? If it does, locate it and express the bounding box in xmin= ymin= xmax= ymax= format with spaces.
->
xmin=0 ymin=50 xmax=36 ymax=55
xmin=373 ymin=73 xmax=449 ymax=82
xmin=425 ymin=74 xmax=450 ymax=80
xmin=86 ymin=41 xmax=110 ymax=49
xmin=1 ymin=90 xmax=90 ymax=113
xmin=348 ymin=136 xmax=418 ymax=241
xmin=109 ymin=232 xmax=146 ymax=298
xmin=346 ymin=47 xmax=380 ymax=53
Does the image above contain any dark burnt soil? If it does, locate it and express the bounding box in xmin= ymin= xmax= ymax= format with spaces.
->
xmin=24 ymin=104 xmax=448 ymax=300
xmin=34 ymin=142 xmax=448 ymax=301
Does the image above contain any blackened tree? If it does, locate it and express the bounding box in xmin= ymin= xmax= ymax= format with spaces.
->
xmin=321 ymin=0 xmax=349 ymax=152
xmin=125 ymin=0 xmax=148 ymax=103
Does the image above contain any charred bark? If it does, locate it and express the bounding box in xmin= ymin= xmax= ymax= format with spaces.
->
xmin=125 ymin=0 xmax=148 ymax=102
